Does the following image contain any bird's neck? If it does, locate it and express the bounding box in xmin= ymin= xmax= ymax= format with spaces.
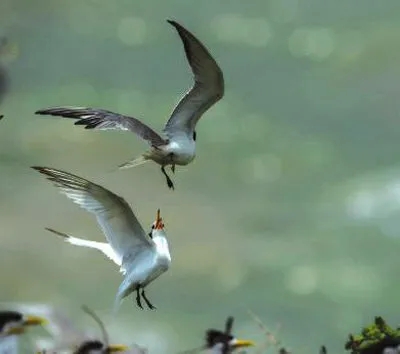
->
xmin=153 ymin=236 xmax=171 ymax=260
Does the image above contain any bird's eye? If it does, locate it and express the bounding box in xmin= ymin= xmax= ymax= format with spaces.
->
xmin=151 ymin=225 xmax=155 ymax=229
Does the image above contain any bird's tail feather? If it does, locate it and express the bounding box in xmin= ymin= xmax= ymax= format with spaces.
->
xmin=111 ymin=296 xmax=122 ymax=320
xmin=118 ymin=154 xmax=149 ymax=170
xmin=44 ymin=228 xmax=121 ymax=266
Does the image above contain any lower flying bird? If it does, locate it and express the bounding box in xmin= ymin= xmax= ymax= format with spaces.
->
xmin=35 ymin=19 xmax=224 ymax=190
xmin=32 ymin=166 xmax=172 ymax=311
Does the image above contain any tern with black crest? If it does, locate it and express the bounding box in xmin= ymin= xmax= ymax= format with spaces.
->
xmin=0 ymin=310 xmax=46 ymax=354
xmin=32 ymin=166 xmax=171 ymax=312
xmin=182 ymin=316 xmax=255 ymax=354
xmin=35 ymin=19 xmax=224 ymax=190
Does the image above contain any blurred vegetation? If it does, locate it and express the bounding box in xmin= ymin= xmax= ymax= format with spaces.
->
xmin=344 ymin=317 xmax=400 ymax=354
xmin=0 ymin=0 xmax=399 ymax=353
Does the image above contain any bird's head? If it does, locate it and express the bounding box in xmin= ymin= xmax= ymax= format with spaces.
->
xmin=148 ymin=209 xmax=166 ymax=239
xmin=74 ymin=340 xmax=129 ymax=353
xmin=206 ymin=329 xmax=255 ymax=352
xmin=0 ymin=311 xmax=47 ymax=336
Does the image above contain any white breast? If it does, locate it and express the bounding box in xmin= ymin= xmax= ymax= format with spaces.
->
xmin=167 ymin=139 xmax=196 ymax=165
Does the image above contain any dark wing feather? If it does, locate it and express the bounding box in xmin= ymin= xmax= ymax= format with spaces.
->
xmin=35 ymin=106 xmax=167 ymax=147
xmin=163 ymin=20 xmax=224 ymax=138
xmin=32 ymin=166 xmax=152 ymax=260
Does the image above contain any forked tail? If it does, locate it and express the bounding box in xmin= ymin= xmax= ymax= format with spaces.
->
xmin=44 ymin=228 xmax=122 ymax=266
xmin=118 ymin=154 xmax=149 ymax=170
xmin=111 ymin=295 xmax=123 ymax=319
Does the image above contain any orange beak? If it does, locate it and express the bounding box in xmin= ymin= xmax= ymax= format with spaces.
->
xmin=155 ymin=209 xmax=164 ymax=230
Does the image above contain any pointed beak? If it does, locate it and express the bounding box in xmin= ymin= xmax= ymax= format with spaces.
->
xmin=23 ymin=315 xmax=47 ymax=327
xmin=107 ymin=344 xmax=129 ymax=352
xmin=232 ymin=338 xmax=255 ymax=348
xmin=155 ymin=209 xmax=164 ymax=230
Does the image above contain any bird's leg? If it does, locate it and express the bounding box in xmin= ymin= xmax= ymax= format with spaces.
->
xmin=161 ymin=166 xmax=174 ymax=190
xmin=141 ymin=289 xmax=156 ymax=310
xmin=135 ymin=288 xmax=143 ymax=309
xmin=171 ymin=164 xmax=175 ymax=174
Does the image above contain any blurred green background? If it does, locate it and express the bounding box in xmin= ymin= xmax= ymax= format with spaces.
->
xmin=0 ymin=0 xmax=400 ymax=353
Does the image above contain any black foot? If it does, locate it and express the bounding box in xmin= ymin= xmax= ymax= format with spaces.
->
xmin=135 ymin=288 xmax=143 ymax=309
xmin=161 ymin=166 xmax=175 ymax=190
xmin=141 ymin=289 xmax=156 ymax=310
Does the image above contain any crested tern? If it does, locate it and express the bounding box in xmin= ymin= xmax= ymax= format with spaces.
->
xmin=0 ymin=311 xmax=46 ymax=337
xmin=35 ymin=19 xmax=224 ymax=190
xmin=0 ymin=311 xmax=46 ymax=354
xmin=7 ymin=304 xmax=130 ymax=353
xmin=32 ymin=166 xmax=171 ymax=311
xmin=182 ymin=316 xmax=255 ymax=354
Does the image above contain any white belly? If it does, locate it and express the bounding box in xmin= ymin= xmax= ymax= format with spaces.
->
xmin=151 ymin=139 xmax=196 ymax=166
xmin=117 ymin=251 xmax=170 ymax=300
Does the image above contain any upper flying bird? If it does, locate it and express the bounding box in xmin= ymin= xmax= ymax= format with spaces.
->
xmin=34 ymin=19 xmax=224 ymax=190
xmin=32 ymin=166 xmax=172 ymax=311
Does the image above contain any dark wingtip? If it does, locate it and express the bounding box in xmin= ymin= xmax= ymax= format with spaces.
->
xmin=35 ymin=109 xmax=50 ymax=115
xmin=45 ymin=227 xmax=68 ymax=238
xmin=74 ymin=120 xmax=86 ymax=125
xmin=31 ymin=166 xmax=50 ymax=176
xmin=74 ymin=119 xmax=96 ymax=129
xmin=167 ymin=19 xmax=182 ymax=31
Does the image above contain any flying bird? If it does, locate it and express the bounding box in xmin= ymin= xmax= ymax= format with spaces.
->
xmin=35 ymin=19 xmax=224 ymax=190
xmin=181 ymin=316 xmax=255 ymax=354
xmin=32 ymin=166 xmax=171 ymax=311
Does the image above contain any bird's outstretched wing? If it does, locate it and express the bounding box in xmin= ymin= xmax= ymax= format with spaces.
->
xmin=35 ymin=107 xmax=167 ymax=147
xmin=32 ymin=166 xmax=152 ymax=260
xmin=163 ymin=20 xmax=224 ymax=138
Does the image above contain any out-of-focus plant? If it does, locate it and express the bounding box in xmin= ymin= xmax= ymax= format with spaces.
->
xmin=344 ymin=317 xmax=400 ymax=354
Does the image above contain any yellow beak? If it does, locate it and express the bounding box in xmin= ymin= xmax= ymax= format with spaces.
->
xmin=107 ymin=344 xmax=129 ymax=352
xmin=23 ymin=315 xmax=47 ymax=327
xmin=234 ymin=338 xmax=255 ymax=348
